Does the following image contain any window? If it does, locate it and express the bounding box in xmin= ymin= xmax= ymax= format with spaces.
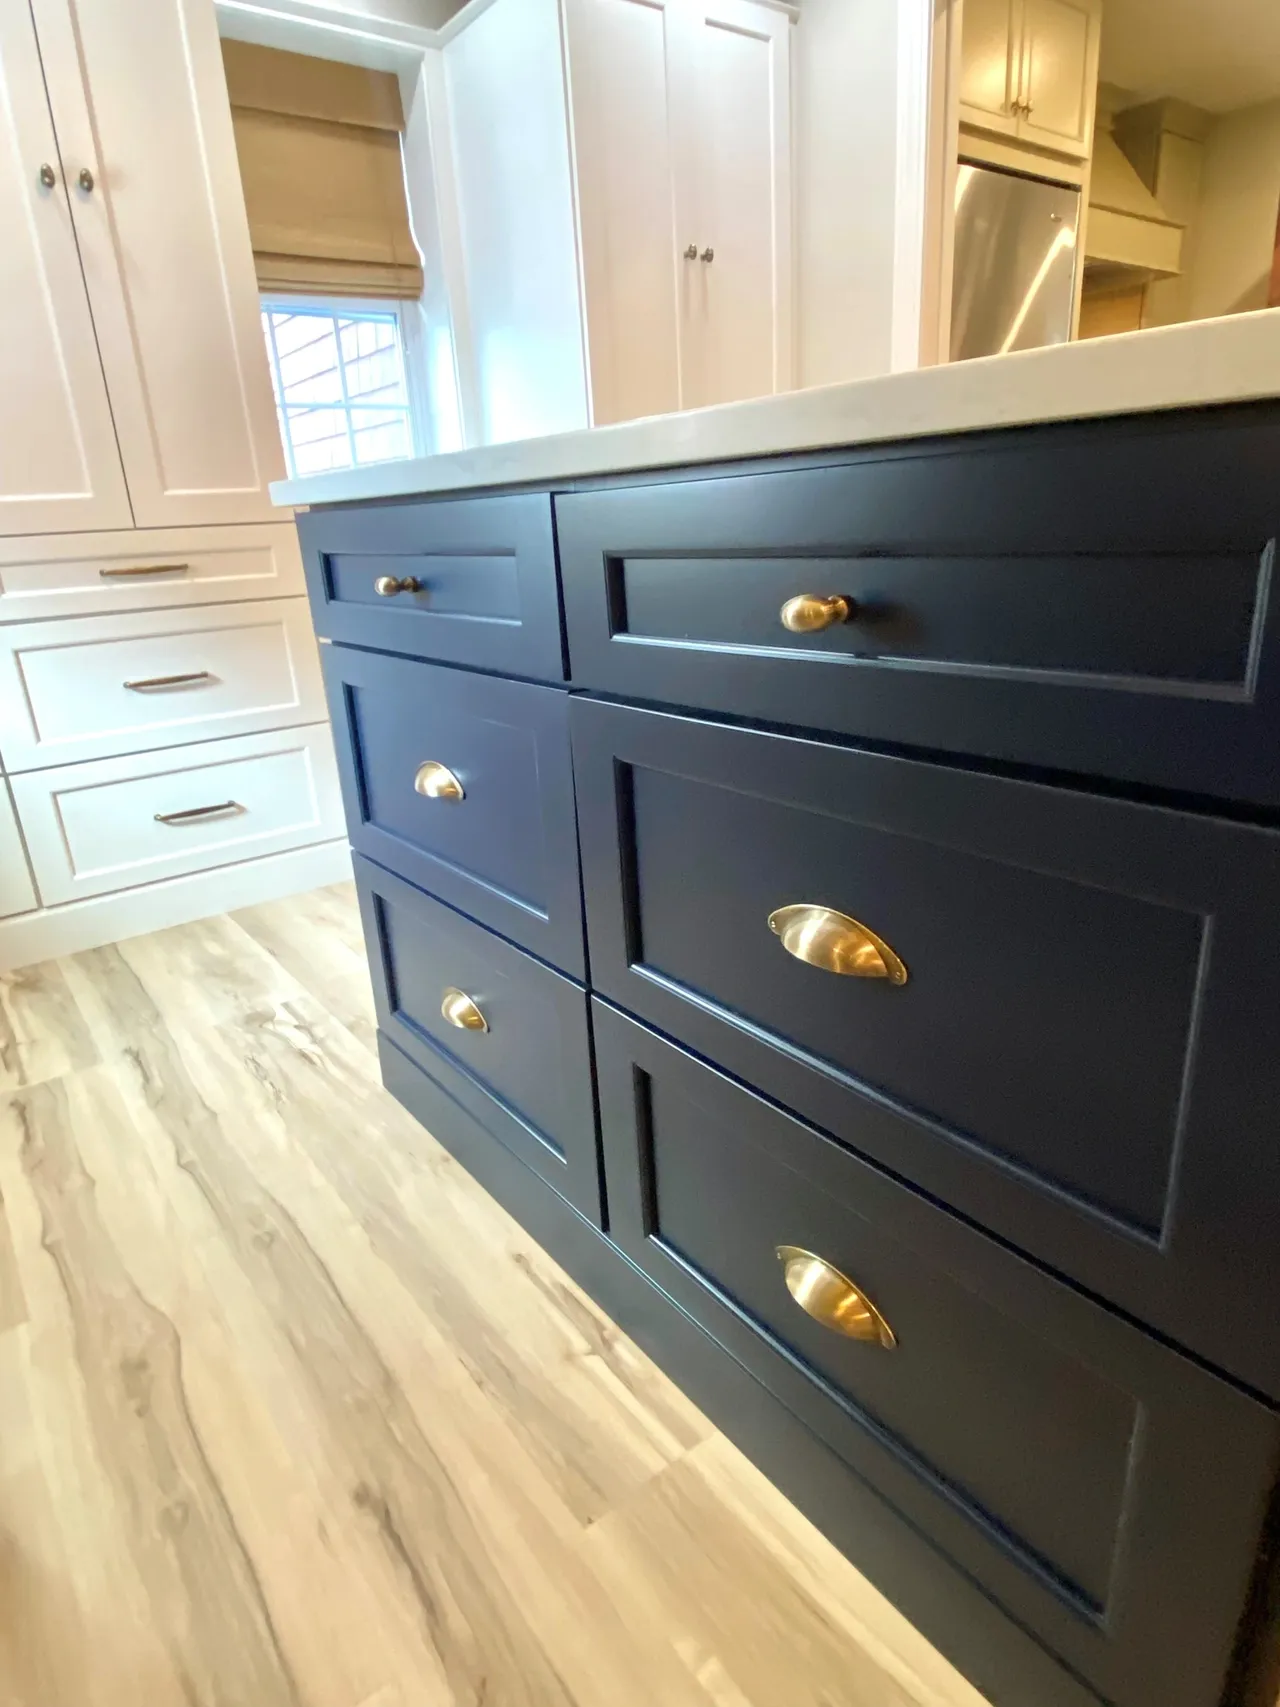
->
xmin=261 ymin=296 xmax=422 ymax=477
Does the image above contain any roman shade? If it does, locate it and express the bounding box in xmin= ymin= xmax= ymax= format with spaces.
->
xmin=221 ymin=38 xmax=424 ymax=299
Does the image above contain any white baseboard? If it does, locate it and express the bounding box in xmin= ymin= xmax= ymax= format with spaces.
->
xmin=0 ymin=838 xmax=352 ymax=972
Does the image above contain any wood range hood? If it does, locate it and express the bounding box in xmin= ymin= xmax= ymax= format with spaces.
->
xmin=1085 ymin=127 xmax=1185 ymax=279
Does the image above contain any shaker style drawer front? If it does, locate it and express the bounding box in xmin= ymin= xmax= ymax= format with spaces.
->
xmin=593 ymin=1002 xmax=1280 ymax=1707
xmin=557 ymin=406 xmax=1280 ymax=806
xmin=11 ymin=725 xmax=343 ymax=906
xmin=355 ymin=857 xmax=600 ymax=1220
xmin=572 ymin=696 xmax=1280 ymax=1398
xmin=0 ymin=778 xmax=37 ymax=918
xmin=324 ymin=647 xmax=584 ymax=977
xmin=0 ymin=523 xmax=305 ymax=623
xmin=298 ymin=493 xmax=565 ymax=681
xmin=0 ymin=599 xmax=324 ymax=771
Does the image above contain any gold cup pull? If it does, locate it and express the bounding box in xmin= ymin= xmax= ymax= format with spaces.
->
xmin=414 ymin=761 xmax=464 ymax=801
xmin=374 ymin=574 xmax=421 ymax=597
xmin=776 ymin=1246 xmax=896 ymax=1347
xmin=780 ymin=593 xmax=855 ymax=633
xmin=441 ymin=988 xmax=488 ymax=1032
xmin=768 ymin=904 xmax=907 ymax=983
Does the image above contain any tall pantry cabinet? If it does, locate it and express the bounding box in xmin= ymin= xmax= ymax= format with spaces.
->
xmin=562 ymin=0 xmax=792 ymax=425
xmin=0 ymin=0 xmax=345 ymax=971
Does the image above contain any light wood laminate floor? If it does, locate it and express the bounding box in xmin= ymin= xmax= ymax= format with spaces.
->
xmin=0 ymin=882 xmax=991 ymax=1707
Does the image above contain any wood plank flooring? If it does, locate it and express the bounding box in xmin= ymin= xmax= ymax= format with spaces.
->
xmin=0 ymin=881 xmax=991 ymax=1707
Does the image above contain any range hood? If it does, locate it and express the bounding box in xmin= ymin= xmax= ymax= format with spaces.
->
xmin=1085 ymin=130 xmax=1184 ymax=277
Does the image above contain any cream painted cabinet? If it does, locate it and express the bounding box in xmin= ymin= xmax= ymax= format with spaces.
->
xmin=0 ymin=1 xmax=131 ymax=537
xmin=24 ymin=0 xmax=284 ymax=530
xmin=0 ymin=779 xmax=38 ymax=919
xmin=564 ymin=0 xmax=791 ymax=423
xmin=960 ymin=0 xmax=1101 ymax=160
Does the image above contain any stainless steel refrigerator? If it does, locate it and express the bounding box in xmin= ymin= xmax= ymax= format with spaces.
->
xmin=949 ymin=162 xmax=1081 ymax=362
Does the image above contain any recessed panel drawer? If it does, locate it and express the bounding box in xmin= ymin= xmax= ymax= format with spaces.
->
xmin=297 ymin=493 xmax=564 ymax=680
xmin=594 ymin=1002 xmax=1280 ymax=1707
xmin=0 ymin=523 xmax=305 ymax=623
xmin=557 ymin=405 xmax=1280 ymax=806
xmin=572 ymin=695 xmax=1280 ymax=1398
xmin=11 ymin=724 xmax=343 ymax=905
xmin=0 ymin=599 xmax=324 ymax=770
xmin=355 ymin=856 xmax=600 ymax=1220
xmin=324 ymin=647 xmax=583 ymax=976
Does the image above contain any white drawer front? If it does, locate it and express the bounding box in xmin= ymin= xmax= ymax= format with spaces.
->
xmin=0 ymin=523 xmax=304 ymax=623
xmin=0 ymin=777 xmax=37 ymax=917
xmin=11 ymin=725 xmax=343 ymax=905
xmin=0 ymin=599 xmax=324 ymax=770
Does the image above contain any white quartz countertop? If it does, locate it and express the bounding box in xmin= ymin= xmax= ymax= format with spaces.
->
xmin=271 ymin=311 xmax=1280 ymax=508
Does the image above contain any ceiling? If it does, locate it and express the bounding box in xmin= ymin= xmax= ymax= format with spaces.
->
xmin=1099 ymin=0 xmax=1280 ymax=113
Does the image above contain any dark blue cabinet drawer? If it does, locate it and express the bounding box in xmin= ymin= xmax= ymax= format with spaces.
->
xmin=572 ymin=695 xmax=1280 ymax=1399
xmin=557 ymin=405 xmax=1280 ymax=807
xmin=356 ymin=856 xmax=600 ymax=1219
xmin=298 ymin=492 xmax=564 ymax=680
xmin=325 ymin=646 xmax=584 ymax=976
xmin=593 ymin=1001 xmax=1279 ymax=1707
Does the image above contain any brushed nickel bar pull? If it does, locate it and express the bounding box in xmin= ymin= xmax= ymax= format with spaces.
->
xmin=99 ymin=562 xmax=189 ymax=579
xmin=123 ymin=670 xmax=214 ymax=691
xmin=154 ymin=800 xmax=243 ymax=825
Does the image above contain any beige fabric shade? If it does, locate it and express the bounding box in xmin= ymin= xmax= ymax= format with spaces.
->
xmin=221 ymin=38 xmax=424 ymax=300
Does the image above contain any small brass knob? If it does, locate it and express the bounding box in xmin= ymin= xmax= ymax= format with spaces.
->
xmin=780 ymin=594 xmax=854 ymax=633
xmin=441 ymin=988 xmax=487 ymax=1032
xmin=77 ymin=166 xmax=94 ymax=192
xmin=700 ymin=246 xmax=715 ymax=262
xmin=684 ymin=243 xmax=699 ymax=259
xmin=777 ymin=1246 xmax=896 ymax=1347
xmin=414 ymin=761 xmax=464 ymax=801
xmin=374 ymin=574 xmax=421 ymax=597
xmin=768 ymin=904 xmax=907 ymax=983
xmin=39 ymin=163 xmax=57 ymax=189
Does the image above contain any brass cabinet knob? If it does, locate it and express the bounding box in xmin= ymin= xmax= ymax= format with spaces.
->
xmin=780 ymin=594 xmax=854 ymax=633
xmin=777 ymin=1246 xmax=896 ymax=1346
xmin=441 ymin=988 xmax=487 ymax=1032
xmin=374 ymin=574 xmax=421 ymax=597
xmin=768 ymin=904 xmax=908 ymax=983
xmin=39 ymin=163 xmax=57 ymax=188
xmin=414 ymin=761 xmax=464 ymax=801
xmin=683 ymin=243 xmax=699 ymax=259
xmin=77 ymin=166 xmax=95 ymax=192
xmin=700 ymin=246 xmax=715 ymax=262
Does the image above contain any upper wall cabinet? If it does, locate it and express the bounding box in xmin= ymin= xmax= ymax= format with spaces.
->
xmin=26 ymin=0 xmax=284 ymax=530
xmin=0 ymin=1 xmax=131 ymax=537
xmin=563 ymin=0 xmax=791 ymax=424
xmin=960 ymin=0 xmax=1101 ymax=160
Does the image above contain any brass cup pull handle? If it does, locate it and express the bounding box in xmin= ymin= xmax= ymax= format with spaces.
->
xmin=414 ymin=760 xmax=464 ymax=801
xmin=154 ymin=800 xmax=244 ymax=826
xmin=123 ymin=670 xmax=215 ymax=692
xmin=777 ymin=1246 xmax=896 ymax=1347
xmin=441 ymin=987 xmax=487 ymax=1032
xmin=780 ymin=593 xmax=855 ymax=633
xmin=768 ymin=904 xmax=908 ymax=984
xmin=374 ymin=575 xmax=421 ymax=597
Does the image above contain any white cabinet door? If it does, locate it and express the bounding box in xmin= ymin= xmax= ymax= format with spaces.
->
xmin=30 ymin=0 xmax=284 ymax=527
xmin=1017 ymin=0 xmax=1100 ymax=159
xmin=958 ymin=0 xmax=1022 ymax=138
xmin=677 ymin=0 xmax=791 ymax=409
xmin=0 ymin=779 xmax=38 ymax=918
xmin=0 ymin=2 xmax=130 ymax=538
xmin=564 ymin=0 xmax=685 ymax=425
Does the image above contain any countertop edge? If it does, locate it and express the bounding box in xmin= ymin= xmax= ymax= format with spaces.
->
xmin=271 ymin=310 xmax=1280 ymax=507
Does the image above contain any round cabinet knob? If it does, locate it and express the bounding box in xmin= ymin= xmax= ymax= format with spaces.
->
xmin=414 ymin=760 xmax=464 ymax=801
xmin=768 ymin=904 xmax=908 ymax=983
xmin=776 ymin=1246 xmax=896 ymax=1347
xmin=374 ymin=575 xmax=422 ymax=597
xmin=779 ymin=593 xmax=854 ymax=633
xmin=440 ymin=988 xmax=488 ymax=1032
xmin=700 ymin=246 xmax=715 ymax=262
xmin=683 ymin=243 xmax=699 ymax=260
xmin=39 ymin=162 xmax=57 ymax=189
xmin=77 ymin=167 xmax=94 ymax=192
